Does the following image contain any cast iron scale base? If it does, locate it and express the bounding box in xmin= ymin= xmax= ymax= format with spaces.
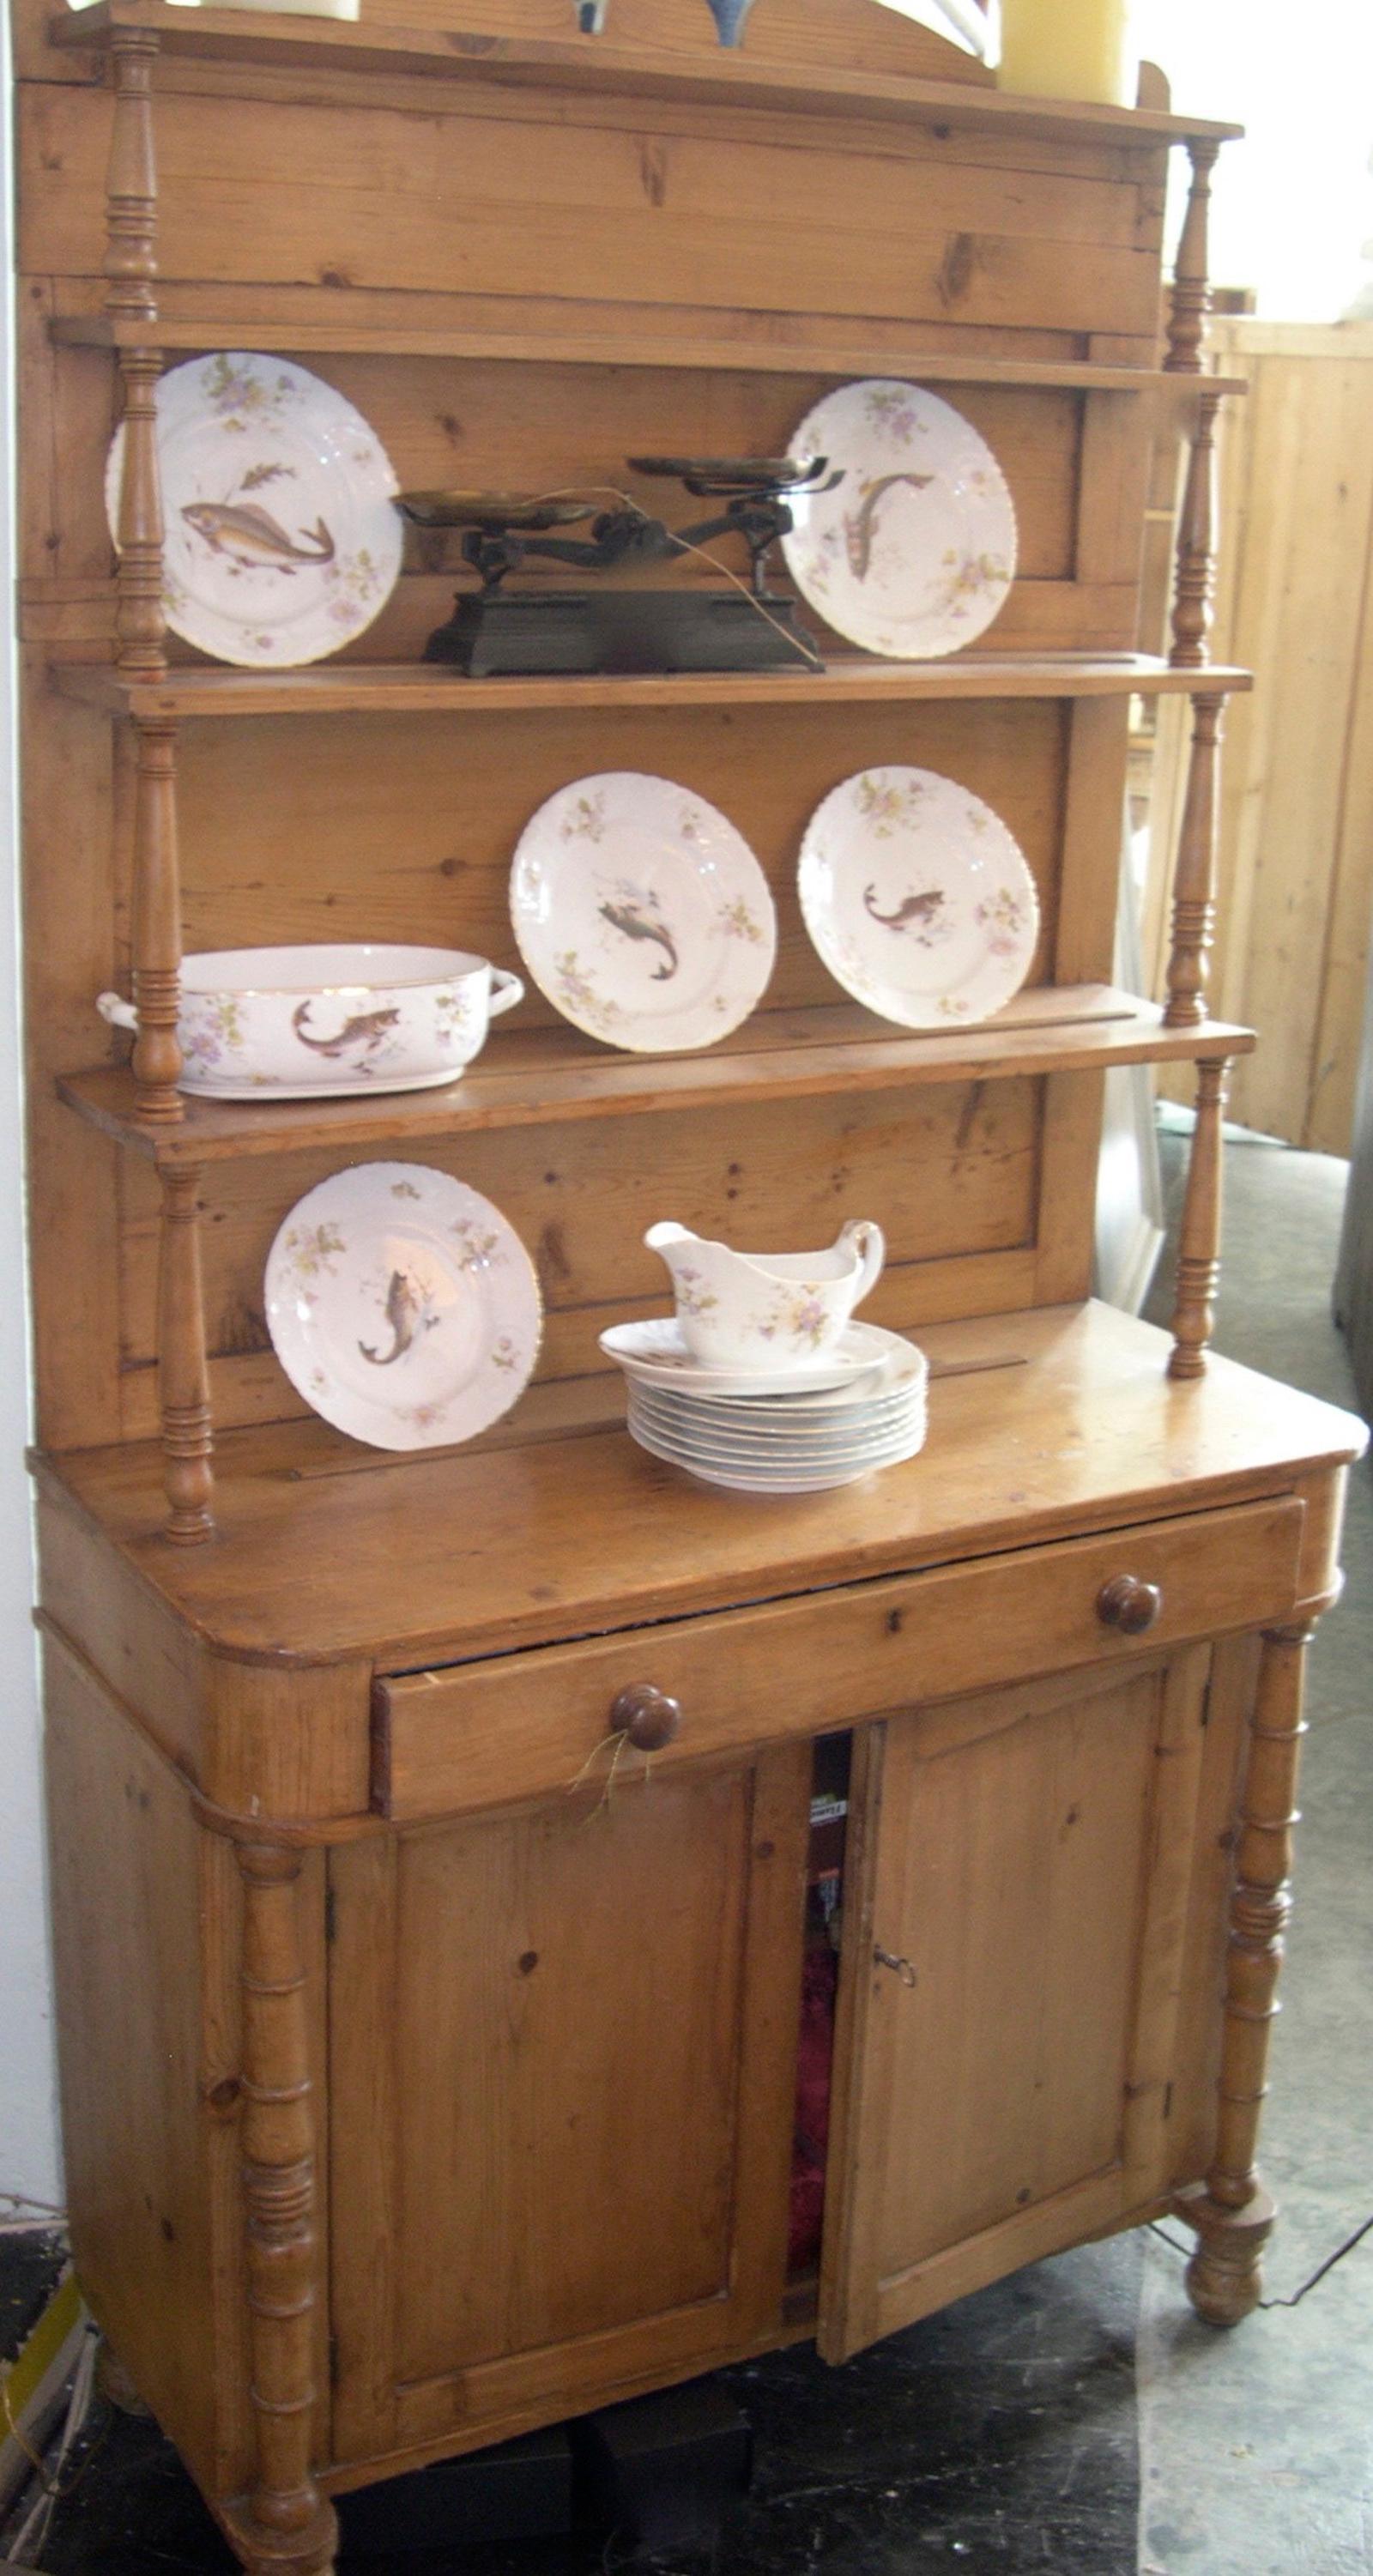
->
xmin=405 ymin=455 xmax=838 ymax=677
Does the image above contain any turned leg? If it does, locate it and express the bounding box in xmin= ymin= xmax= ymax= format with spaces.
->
xmin=223 ymin=1845 xmax=338 ymax=2576
xmin=1168 ymin=1056 xmax=1229 ymax=1380
xmin=1175 ymin=1620 xmax=1313 ymax=2322
xmin=158 ymin=1165 xmax=215 ymax=1543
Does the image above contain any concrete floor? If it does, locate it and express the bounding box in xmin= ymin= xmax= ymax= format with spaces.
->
xmin=3 ymin=1129 xmax=1370 ymax=2574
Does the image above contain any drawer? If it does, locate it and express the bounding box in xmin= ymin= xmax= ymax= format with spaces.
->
xmin=373 ymin=1496 xmax=1304 ymax=1823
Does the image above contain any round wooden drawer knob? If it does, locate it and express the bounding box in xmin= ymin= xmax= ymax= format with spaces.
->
xmin=1097 ymin=1574 xmax=1163 ymax=1636
xmin=612 ymin=1683 xmax=683 ymax=1751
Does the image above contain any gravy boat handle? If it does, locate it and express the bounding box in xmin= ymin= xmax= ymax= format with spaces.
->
xmin=841 ymin=1218 xmax=886 ymax=1303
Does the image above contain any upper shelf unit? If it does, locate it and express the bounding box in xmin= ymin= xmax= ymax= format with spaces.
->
xmin=61 ymin=990 xmax=1256 ymax=1171
xmin=54 ymin=656 xmax=1254 ymax=723
xmin=50 ymin=3 xmax=1244 ymax=153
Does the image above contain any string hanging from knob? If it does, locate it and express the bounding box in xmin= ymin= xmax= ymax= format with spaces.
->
xmin=564 ymin=1685 xmax=683 ymax=1819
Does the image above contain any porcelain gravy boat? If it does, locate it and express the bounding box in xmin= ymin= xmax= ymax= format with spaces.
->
xmin=644 ymin=1218 xmax=885 ymax=1370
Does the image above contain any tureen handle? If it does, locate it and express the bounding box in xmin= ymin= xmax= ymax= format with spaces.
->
xmin=96 ymin=989 xmax=138 ymax=1034
xmin=487 ymin=969 xmax=525 ymax=1019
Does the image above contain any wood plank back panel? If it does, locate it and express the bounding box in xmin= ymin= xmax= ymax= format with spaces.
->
xmin=113 ymin=1075 xmax=1043 ymax=1430
xmin=21 ymin=335 xmax=1154 ymax=658
xmin=159 ymin=698 xmax=1070 ymax=1016
xmin=18 ymin=82 xmax=1163 ymax=341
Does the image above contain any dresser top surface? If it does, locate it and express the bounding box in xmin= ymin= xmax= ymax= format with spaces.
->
xmin=35 ymin=1302 xmax=1364 ymax=1672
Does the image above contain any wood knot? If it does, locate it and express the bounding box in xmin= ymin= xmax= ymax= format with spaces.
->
xmin=936 ymin=232 xmax=977 ymax=309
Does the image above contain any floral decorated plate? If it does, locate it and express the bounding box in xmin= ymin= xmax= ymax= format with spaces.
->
xmin=598 ymin=1315 xmax=899 ymax=1398
xmin=626 ymin=1389 xmax=926 ymax=1466
xmin=264 ymin=1164 xmax=541 ymax=1451
xmin=798 ymin=765 xmax=1039 ymax=1028
xmin=780 ymin=379 xmax=1016 ymax=659
xmin=105 ymin=353 xmax=402 ymax=668
xmin=626 ymin=1406 xmax=928 ymax=1496
xmin=509 ymin=772 xmax=776 ymax=1052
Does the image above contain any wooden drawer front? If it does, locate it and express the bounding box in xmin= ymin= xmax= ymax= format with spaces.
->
xmin=374 ymin=1497 xmax=1303 ymax=1823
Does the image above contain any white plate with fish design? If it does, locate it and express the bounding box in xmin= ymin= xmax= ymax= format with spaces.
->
xmin=780 ymin=379 xmax=1016 ymax=659
xmin=798 ymin=765 xmax=1039 ymax=1029
xmin=509 ymin=773 xmax=777 ymax=1052
xmin=105 ymin=353 xmax=402 ymax=668
xmin=264 ymin=1164 xmax=541 ymax=1451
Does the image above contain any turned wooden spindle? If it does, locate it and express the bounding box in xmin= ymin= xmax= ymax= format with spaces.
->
xmin=1168 ymin=1057 xmax=1229 ymax=1381
xmin=1175 ymin=1621 xmax=1314 ymax=2323
xmin=1164 ymin=692 xmax=1225 ymax=1028
xmin=1164 ymin=137 xmax=1220 ymax=374
xmin=106 ymin=30 xmax=167 ymax=678
xmin=132 ymin=718 xmax=184 ymax=1116
xmin=227 ymin=1846 xmax=338 ymax=2576
xmin=106 ymin=27 xmax=159 ymax=326
xmin=158 ymin=1166 xmax=215 ymax=1545
xmin=1170 ymin=388 xmax=1223 ymax=668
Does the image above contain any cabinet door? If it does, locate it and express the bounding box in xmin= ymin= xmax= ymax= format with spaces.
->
xmin=329 ymin=1742 xmax=808 ymax=2464
xmin=819 ymin=1648 xmax=1213 ymax=2363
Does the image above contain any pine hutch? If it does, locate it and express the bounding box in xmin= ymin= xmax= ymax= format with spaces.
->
xmin=11 ymin=1 xmax=1364 ymax=2568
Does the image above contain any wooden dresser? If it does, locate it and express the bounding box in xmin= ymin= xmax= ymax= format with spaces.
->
xmin=13 ymin=2 xmax=1364 ymax=2567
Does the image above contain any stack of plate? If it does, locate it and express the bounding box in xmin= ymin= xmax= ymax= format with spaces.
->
xmin=600 ymin=1319 xmax=928 ymax=1495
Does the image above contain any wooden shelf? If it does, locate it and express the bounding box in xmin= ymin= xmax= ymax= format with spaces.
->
xmin=59 ymin=989 xmax=1255 ymax=1169
xmin=33 ymin=1303 xmax=1358 ymax=1671
xmin=46 ymin=315 xmax=1247 ymax=401
xmin=52 ymin=656 xmax=1255 ymax=723
xmin=50 ymin=4 xmax=1243 ymax=153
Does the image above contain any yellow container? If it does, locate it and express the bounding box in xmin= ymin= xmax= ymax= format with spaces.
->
xmin=998 ymin=0 xmax=1134 ymax=107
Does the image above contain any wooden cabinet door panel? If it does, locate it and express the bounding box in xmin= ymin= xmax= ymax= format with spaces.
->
xmin=820 ymin=1648 xmax=1211 ymax=2362
xmin=329 ymin=1742 xmax=808 ymax=2464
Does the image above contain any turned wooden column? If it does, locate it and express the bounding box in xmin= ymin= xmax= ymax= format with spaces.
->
xmin=226 ymin=1847 xmax=338 ymax=2576
xmin=1176 ymin=1620 xmax=1314 ymax=2322
xmin=1164 ymin=138 xmax=1219 ymax=375
xmin=1168 ymin=1056 xmax=1229 ymax=1381
xmin=1164 ymin=692 xmax=1224 ymax=1029
xmin=158 ymin=1165 xmax=215 ymax=1544
xmin=1170 ymin=390 xmax=1223 ymax=668
xmin=132 ymin=718 xmax=184 ymax=1116
xmin=106 ymin=29 xmax=167 ymax=681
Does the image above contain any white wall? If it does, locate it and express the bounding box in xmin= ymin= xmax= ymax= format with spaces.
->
xmin=0 ymin=0 xmax=58 ymax=2204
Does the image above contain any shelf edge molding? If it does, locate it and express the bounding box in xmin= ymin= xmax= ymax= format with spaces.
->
xmin=50 ymin=656 xmax=1256 ymax=723
xmin=59 ymin=990 xmax=1258 ymax=1170
xmin=48 ymin=3 xmax=1246 ymax=154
